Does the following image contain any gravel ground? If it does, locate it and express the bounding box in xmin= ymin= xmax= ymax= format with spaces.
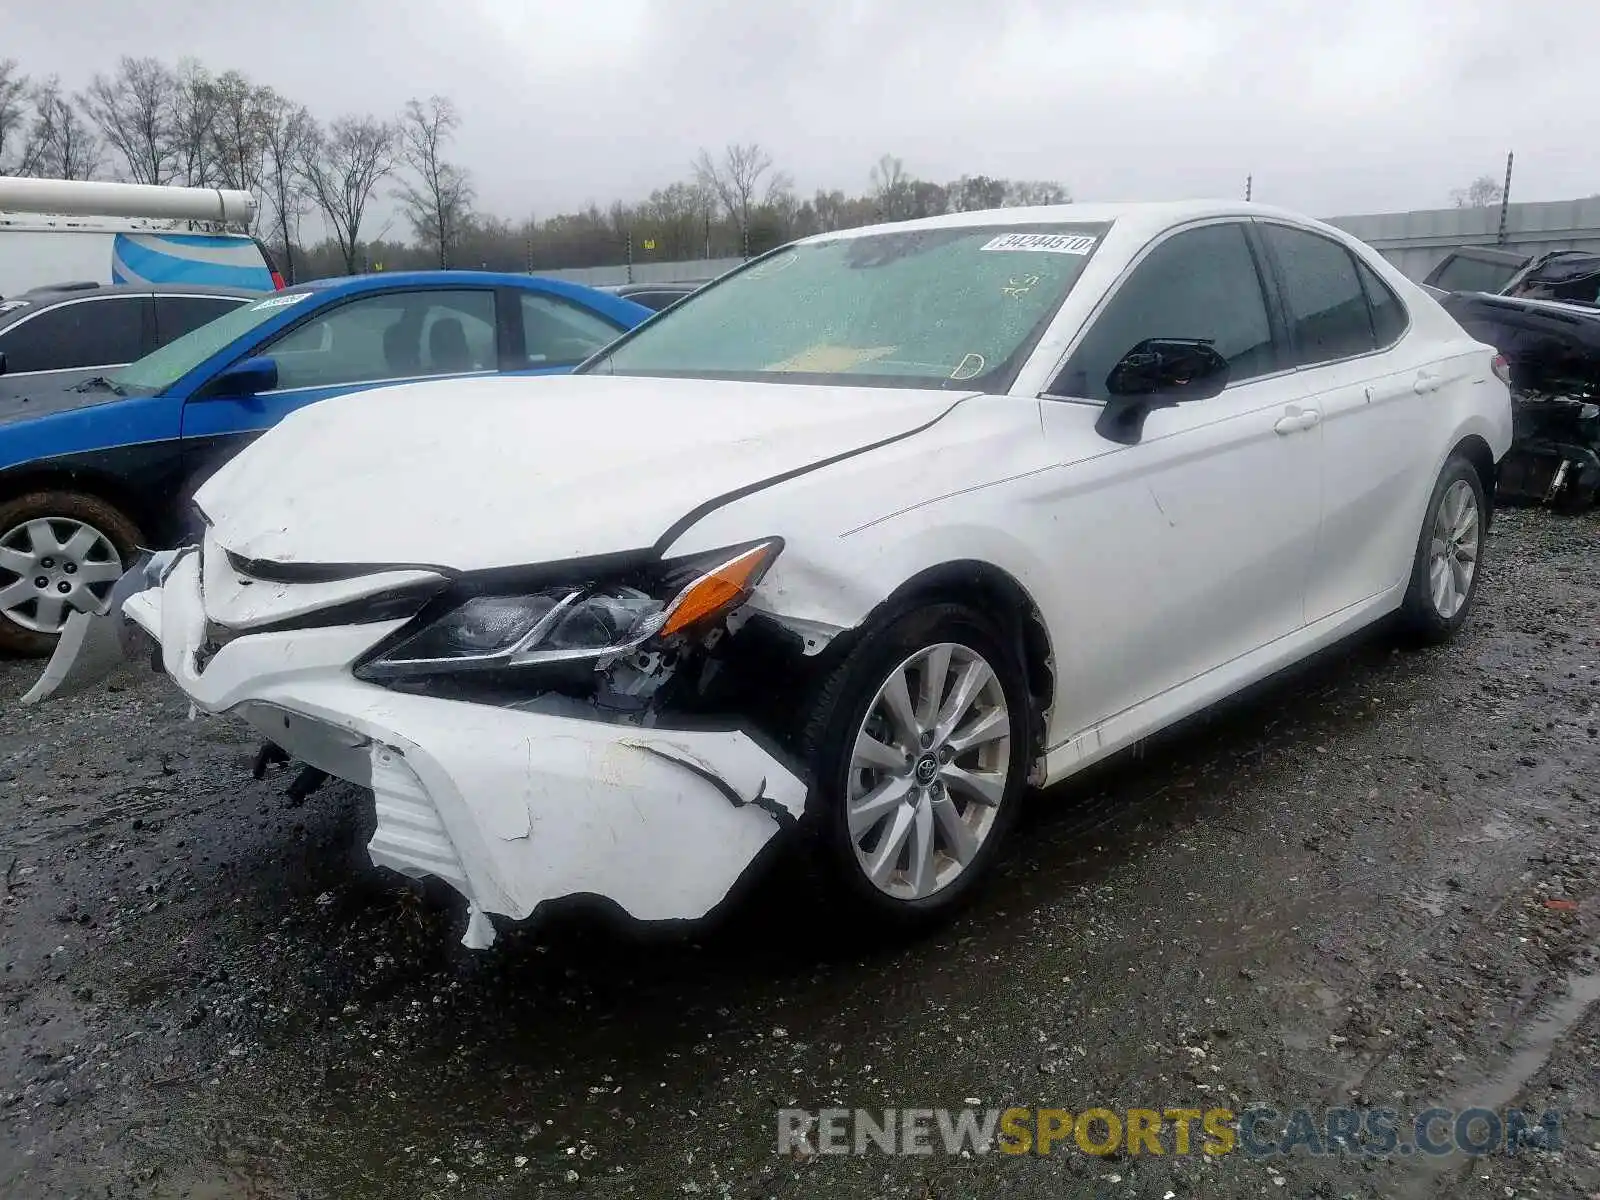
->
xmin=1 ymin=505 xmax=1598 ymax=1200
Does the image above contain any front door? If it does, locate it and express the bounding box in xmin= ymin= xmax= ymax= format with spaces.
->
xmin=1038 ymin=220 xmax=1321 ymax=737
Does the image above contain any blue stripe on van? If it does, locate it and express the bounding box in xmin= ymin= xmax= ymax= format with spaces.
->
xmin=143 ymin=233 xmax=262 ymax=251
xmin=111 ymin=234 xmax=272 ymax=290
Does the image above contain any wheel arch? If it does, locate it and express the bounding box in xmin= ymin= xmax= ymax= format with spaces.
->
xmin=868 ymin=559 xmax=1056 ymax=774
xmin=1449 ymin=433 xmax=1498 ymax=523
xmin=0 ymin=465 xmax=154 ymax=542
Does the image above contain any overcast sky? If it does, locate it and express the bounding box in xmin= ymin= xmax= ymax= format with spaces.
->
xmin=6 ymin=0 xmax=1598 ymax=224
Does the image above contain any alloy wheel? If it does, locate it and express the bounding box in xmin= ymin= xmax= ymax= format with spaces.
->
xmin=1427 ymin=478 xmax=1480 ymax=619
xmin=0 ymin=518 xmax=124 ymax=634
xmin=845 ymin=641 xmax=1013 ymax=901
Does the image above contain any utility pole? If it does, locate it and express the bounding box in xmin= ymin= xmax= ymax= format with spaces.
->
xmin=1245 ymin=175 xmax=1253 ymax=202
xmin=625 ymin=230 xmax=634 ymax=284
xmin=1496 ymin=151 xmax=1515 ymax=246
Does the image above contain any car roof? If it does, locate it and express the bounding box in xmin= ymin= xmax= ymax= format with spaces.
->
xmin=1441 ymin=245 xmax=1528 ymax=264
xmin=0 ymin=282 xmax=259 ymax=331
xmin=792 ymin=200 xmax=1327 ymax=245
xmin=14 ymin=280 xmax=261 ymax=301
xmin=284 ymin=270 xmax=651 ymax=323
xmin=295 ymin=269 xmax=604 ymax=292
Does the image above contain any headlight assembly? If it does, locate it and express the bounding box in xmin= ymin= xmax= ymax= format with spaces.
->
xmin=355 ymin=539 xmax=781 ymax=680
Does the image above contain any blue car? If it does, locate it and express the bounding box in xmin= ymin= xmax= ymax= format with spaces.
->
xmin=0 ymin=271 xmax=650 ymax=654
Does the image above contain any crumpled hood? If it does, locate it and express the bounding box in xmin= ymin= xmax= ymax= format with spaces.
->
xmin=198 ymin=373 xmax=972 ymax=570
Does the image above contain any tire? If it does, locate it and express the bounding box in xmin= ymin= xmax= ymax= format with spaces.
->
xmin=798 ymin=601 xmax=1031 ymax=927
xmin=0 ymin=491 xmax=143 ymax=658
xmin=1397 ymin=455 xmax=1486 ymax=645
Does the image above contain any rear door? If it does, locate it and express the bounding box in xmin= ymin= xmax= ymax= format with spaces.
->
xmin=1255 ymin=222 xmax=1445 ymax=623
xmin=511 ymin=291 xmax=633 ymax=374
xmin=0 ymin=294 xmax=152 ymax=395
xmin=178 ymin=287 xmax=500 ymax=485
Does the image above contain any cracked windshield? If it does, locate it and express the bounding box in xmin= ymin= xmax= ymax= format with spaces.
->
xmin=587 ymin=226 xmax=1107 ymax=388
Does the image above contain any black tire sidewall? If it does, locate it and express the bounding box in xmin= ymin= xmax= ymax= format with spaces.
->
xmin=804 ymin=601 xmax=1031 ymax=924
xmin=0 ymin=491 xmax=143 ymax=657
xmin=1401 ymin=456 xmax=1486 ymax=642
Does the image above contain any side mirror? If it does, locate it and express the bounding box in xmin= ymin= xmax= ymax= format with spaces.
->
xmin=208 ymin=355 xmax=278 ymax=397
xmin=1096 ymin=339 xmax=1230 ymax=445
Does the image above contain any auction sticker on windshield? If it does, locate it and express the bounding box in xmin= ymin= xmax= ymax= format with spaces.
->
xmin=981 ymin=233 xmax=1097 ymax=255
xmin=251 ymin=292 xmax=312 ymax=311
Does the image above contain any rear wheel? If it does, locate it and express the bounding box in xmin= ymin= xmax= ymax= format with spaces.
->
xmin=1397 ymin=456 xmax=1485 ymax=644
xmin=800 ymin=602 xmax=1030 ymax=926
xmin=0 ymin=491 xmax=141 ymax=657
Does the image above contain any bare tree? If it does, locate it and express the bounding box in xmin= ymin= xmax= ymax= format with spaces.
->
xmin=209 ymin=71 xmax=272 ymax=226
xmin=300 ymin=114 xmax=397 ymax=274
xmin=23 ymin=79 xmax=100 ymax=180
xmin=0 ymin=59 xmax=35 ymax=175
xmin=693 ymin=143 xmax=788 ymax=253
xmin=170 ymin=59 xmax=219 ymax=186
xmin=1452 ymin=175 xmax=1504 ymax=208
xmin=260 ymin=94 xmax=315 ymax=282
xmin=395 ymin=96 xmax=473 ymax=268
xmin=869 ymin=153 xmax=912 ymax=218
xmin=80 ymin=57 xmax=176 ymax=185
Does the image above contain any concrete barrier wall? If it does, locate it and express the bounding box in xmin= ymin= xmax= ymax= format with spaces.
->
xmin=535 ymin=257 xmax=746 ymax=286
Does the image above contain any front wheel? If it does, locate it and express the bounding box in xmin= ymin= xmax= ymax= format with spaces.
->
xmin=1397 ymin=455 xmax=1486 ymax=644
xmin=800 ymin=602 xmax=1031 ymax=926
xmin=0 ymin=491 xmax=142 ymax=658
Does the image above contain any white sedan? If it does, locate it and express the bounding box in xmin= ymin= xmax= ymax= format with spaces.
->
xmin=35 ymin=201 xmax=1513 ymax=948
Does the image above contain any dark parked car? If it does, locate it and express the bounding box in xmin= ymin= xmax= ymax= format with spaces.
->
xmin=1422 ymin=246 xmax=1531 ymax=295
xmin=0 ymin=282 xmax=256 ymax=402
xmin=1424 ymin=246 xmax=1600 ymax=306
xmin=1441 ymin=290 xmax=1600 ymax=507
xmin=599 ymin=281 xmax=706 ymax=311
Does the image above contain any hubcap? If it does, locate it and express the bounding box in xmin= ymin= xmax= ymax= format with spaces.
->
xmin=1427 ymin=479 xmax=1479 ymax=620
xmin=846 ymin=642 xmax=1012 ymax=901
xmin=0 ymin=518 xmax=124 ymax=634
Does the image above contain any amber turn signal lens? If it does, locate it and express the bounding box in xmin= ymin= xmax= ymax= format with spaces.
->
xmin=658 ymin=542 xmax=779 ymax=637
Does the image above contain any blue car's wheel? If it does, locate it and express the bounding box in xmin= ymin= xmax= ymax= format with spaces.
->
xmin=0 ymin=490 xmax=142 ymax=658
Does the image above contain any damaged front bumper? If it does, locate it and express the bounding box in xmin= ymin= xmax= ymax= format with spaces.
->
xmin=33 ymin=548 xmax=807 ymax=949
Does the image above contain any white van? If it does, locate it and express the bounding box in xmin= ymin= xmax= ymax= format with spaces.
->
xmin=0 ymin=178 xmax=281 ymax=299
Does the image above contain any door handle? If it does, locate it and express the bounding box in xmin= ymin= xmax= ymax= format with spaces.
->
xmin=1273 ymin=406 xmax=1320 ymax=435
xmin=1413 ymin=371 xmax=1444 ymax=395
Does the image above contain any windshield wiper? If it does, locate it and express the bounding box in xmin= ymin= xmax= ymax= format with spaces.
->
xmin=74 ymin=376 xmax=126 ymax=396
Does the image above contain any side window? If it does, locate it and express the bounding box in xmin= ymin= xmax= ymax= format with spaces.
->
xmin=155 ymin=296 xmax=248 ymax=346
xmin=262 ymin=290 xmax=497 ymax=391
xmin=1052 ymin=223 xmax=1275 ymax=402
xmin=1355 ymin=259 xmax=1408 ymax=347
xmin=1262 ymin=225 xmax=1376 ymax=365
xmin=520 ymin=293 xmax=624 ymax=367
xmin=0 ymin=297 xmax=147 ymax=372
